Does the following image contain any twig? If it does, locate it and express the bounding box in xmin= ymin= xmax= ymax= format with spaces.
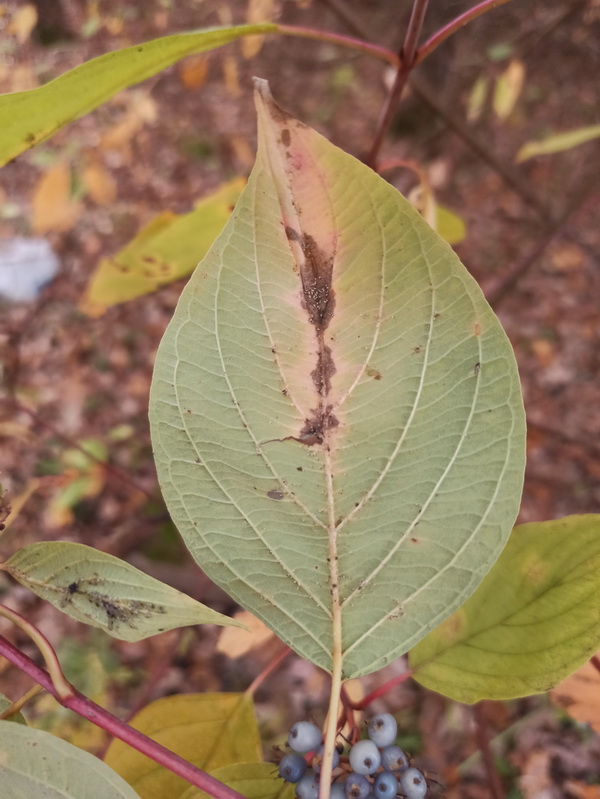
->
xmin=366 ymin=0 xmax=430 ymax=168
xmin=0 ymin=684 xmax=43 ymax=720
xmin=349 ymin=669 xmax=413 ymax=711
xmin=473 ymin=703 xmax=504 ymax=799
xmin=12 ymin=400 xmax=155 ymax=502
xmin=416 ymin=0 xmax=515 ymax=65
xmin=278 ymin=23 xmax=399 ymax=67
xmin=0 ymin=634 xmax=247 ymax=799
xmin=485 ymin=188 xmax=598 ymax=306
xmin=244 ymin=643 xmax=292 ymax=698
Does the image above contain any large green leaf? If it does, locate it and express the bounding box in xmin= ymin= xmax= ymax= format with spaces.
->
xmin=0 ymin=722 xmax=140 ymax=798
xmin=104 ymin=694 xmax=261 ymax=799
xmin=410 ymin=515 xmax=600 ymax=703
xmin=149 ymin=80 xmax=526 ymax=680
xmin=0 ymin=24 xmax=277 ymax=167
xmin=3 ymin=542 xmax=244 ymax=641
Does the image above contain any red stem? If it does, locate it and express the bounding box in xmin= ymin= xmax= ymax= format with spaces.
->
xmin=473 ymin=703 xmax=504 ymax=799
xmin=365 ymin=0 xmax=430 ymax=168
xmin=277 ymin=23 xmax=399 ymax=67
xmin=0 ymin=635 xmax=246 ymax=799
xmin=350 ymin=669 xmax=413 ymax=711
xmin=244 ymin=644 xmax=291 ymax=698
xmin=416 ymin=0 xmax=515 ymax=65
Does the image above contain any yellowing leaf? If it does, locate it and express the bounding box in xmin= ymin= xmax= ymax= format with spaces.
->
xmin=0 ymin=23 xmax=278 ymax=166
xmin=179 ymin=762 xmax=294 ymax=799
xmin=467 ymin=75 xmax=489 ymax=123
xmin=493 ymin=59 xmax=525 ymax=120
xmin=551 ymin=653 xmax=600 ymax=733
xmin=411 ymin=515 xmax=600 ymax=703
xmin=79 ymin=178 xmax=244 ymax=316
xmin=32 ymin=162 xmax=81 ymax=234
xmin=104 ymin=694 xmax=262 ymax=799
xmin=516 ymin=123 xmax=600 ymax=163
xmin=217 ymin=610 xmax=274 ymax=658
xmin=3 ymin=542 xmax=245 ymax=641
xmin=436 ymin=205 xmax=466 ymax=245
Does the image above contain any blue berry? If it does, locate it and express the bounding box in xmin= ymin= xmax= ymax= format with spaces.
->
xmin=380 ymin=745 xmax=409 ymax=772
xmin=344 ymin=773 xmax=371 ymax=799
xmin=373 ymin=771 xmax=398 ymax=799
xmin=349 ymin=739 xmax=381 ymax=775
xmin=279 ymin=752 xmax=307 ymax=783
xmin=296 ymin=770 xmax=320 ymax=799
xmin=288 ymin=722 xmax=323 ymax=753
xmin=399 ymin=767 xmax=427 ymax=799
xmin=368 ymin=713 xmax=398 ymax=748
xmin=330 ymin=783 xmax=347 ymax=799
xmin=313 ymin=743 xmax=340 ymax=773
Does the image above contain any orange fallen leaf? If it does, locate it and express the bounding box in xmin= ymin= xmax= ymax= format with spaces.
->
xmin=241 ymin=0 xmax=275 ymax=59
xmin=8 ymin=4 xmax=37 ymax=44
xmin=32 ymin=162 xmax=81 ymax=234
xmin=216 ymin=610 xmax=274 ymax=658
xmin=82 ymin=162 xmax=117 ymax=206
xmin=179 ymin=54 xmax=210 ymax=90
xmin=551 ymin=653 xmax=600 ymax=733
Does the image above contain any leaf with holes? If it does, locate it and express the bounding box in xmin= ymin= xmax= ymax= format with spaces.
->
xmin=149 ymin=80 xmax=525 ymax=680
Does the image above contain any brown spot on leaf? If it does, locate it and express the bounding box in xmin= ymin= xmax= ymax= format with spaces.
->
xmin=281 ymin=128 xmax=291 ymax=147
xmin=366 ymin=366 xmax=382 ymax=380
xmin=472 ymin=320 xmax=482 ymax=336
xmin=285 ymin=225 xmax=300 ymax=242
xmin=267 ymin=489 xmax=284 ymax=500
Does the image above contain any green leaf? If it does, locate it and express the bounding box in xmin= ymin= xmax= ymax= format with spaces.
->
xmin=149 ymin=80 xmax=526 ymax=680
xmin=515 ymin=124 xmax=600 ymax=163
xmin=104 ymin=694 xmax=261 ymax=799
xmin=3 ymin=542 xmax=244 ymax=641
xmin=0 ymin=722 xmax=140 ymax=798
xmin=410 ymin=515 xmax=600 ymax=703
xmin=0 ymin=24 xmax=277 ymax=167
xmin=0 ymin=693 xmax=27 ymax=725
xmin=80 ymin=179 xmax=245 ymax=316
xmin=178 ymin=762 xmax=294 ymax=799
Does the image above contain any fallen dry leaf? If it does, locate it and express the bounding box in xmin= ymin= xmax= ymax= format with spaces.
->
xmin=242 ymin=0 xmax=275 ymax=59
xmin=32 ymin=162 xmax=81 ymax=234
xmin=179 ymin=54 xmax=210 ymax=90
xmin=217 ymin=609 xmax=273 ymax=658
xmin=8 ymin=3 xmax=37 ymax=43
xmin=82 ymin=162 xmax=117 ymax=206
xmin=551 ymin=654 xmax=600 ymax=733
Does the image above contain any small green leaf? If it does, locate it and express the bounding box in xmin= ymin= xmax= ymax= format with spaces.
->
xmin=516 ymin=124 xmax=600 ymax=163
xmin=492 ymin=60 xmax=525 ymax=120
xmin=0 ymin=722 xmax=140 ymax=798
xmin=0 ymin=693 xmax=27 ymax=725
xmin=410 ymin=515 xmax=600 ymax=703
xmin=0 ymin=24 xmax=277 ymax=167
xmin=80 ymin=179 xmax=245 ymax=316
xmin=3 ymin=542 xmax=245 ymax=641
xmin=104 ymin=694 xmax=262 ymax=799
xmin=178 ymin=762 xmax=294 ymax=799
xmin=435 ymin=204 xmax=466 ymax=245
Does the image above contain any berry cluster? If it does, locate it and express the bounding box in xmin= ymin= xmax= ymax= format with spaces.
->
xmin=278 ymin=715 xmax=428 ymax=799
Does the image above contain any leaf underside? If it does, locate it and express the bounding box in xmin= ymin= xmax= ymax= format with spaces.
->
xmin=150 ymin=80 xmax=526 ymax=679
xmin=411 ymin=515 xmax=600 ymax=703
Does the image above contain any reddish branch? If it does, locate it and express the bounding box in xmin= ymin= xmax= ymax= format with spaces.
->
xmin=0 ymin=635 xmax=246 ymax=799
xmin=473 ymin=703 xmax=504 ymax=799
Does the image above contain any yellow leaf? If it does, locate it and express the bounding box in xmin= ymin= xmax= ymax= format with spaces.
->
xmin=8 ymin=4 xmax=37 ymax=44
xmin=217 ymin=610 xmax=274 ymax=658
xmin=435 ymin=204 xmax=466 ymax=245
xmin=32 ymin=162 xmax=81 ymax=234
xmin=466 ymin=75 xmax=489 ymax=123
xmin=79 ymin=178 xmax=244 ymax=316
xmin=82 ymin=162 xmax=117 ymax=205
xmin=104 ymin=694 xmax=262 ymax=799
xmin=493 ymin=59 xmax=525 ymax=120
xmin=516 ymin=123 xmax=600 ymax=163
xmin=242 ymin=0 xmax=275 ymax=59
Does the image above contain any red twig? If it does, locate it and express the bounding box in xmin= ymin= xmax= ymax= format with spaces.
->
xmin=416 ymin=0 xmax=515 ymax=65
xmin=473 ymin=703 xmax=504 ymax=799
xmin=277 ymin=24 xmax=399 ymax=67
xmin=244 ymin=643 xmax=292 ymax=698
xmin=366 ymin=0 xmax=430 ymax=168
xmin=0 ymin=635 xmax=246 ymax=799
xmin=349 ymin=669 xmax=413 ymax=711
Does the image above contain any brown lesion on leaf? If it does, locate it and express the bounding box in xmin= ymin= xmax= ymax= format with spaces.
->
xmin=281 ymin=128 xmax=291 ymax=147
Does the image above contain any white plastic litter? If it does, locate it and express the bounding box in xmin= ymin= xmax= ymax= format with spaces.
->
xmin=0 ymin=237 xmax=59 ymax=302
